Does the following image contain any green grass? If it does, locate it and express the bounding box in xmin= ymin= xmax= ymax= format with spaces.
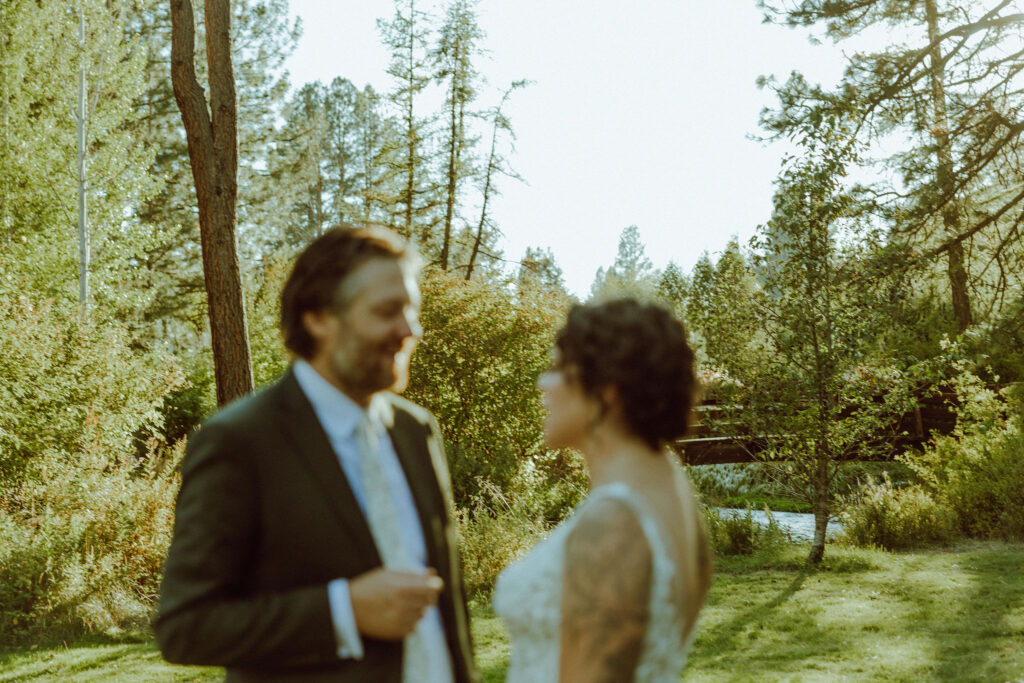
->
xmin=688 ymin=540 xmax=1024 ymax=681
xmin=3 ymin=542 xmax=1023 ymax=681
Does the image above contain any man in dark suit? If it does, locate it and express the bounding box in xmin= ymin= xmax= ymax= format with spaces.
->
xmin=155 ymin=226 xmax=477 ymax=682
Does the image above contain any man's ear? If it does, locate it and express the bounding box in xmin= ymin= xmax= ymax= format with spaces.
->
xmin=301 ymin=308 xmax=331 ymax=343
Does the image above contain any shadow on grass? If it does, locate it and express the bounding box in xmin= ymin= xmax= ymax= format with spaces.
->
xmin=696 ymin=570 xmax=809 ymax=657
xmin=932 ymin=548 xmax=1024 ymax=680
xmin=0 ymin=643 xmax=155 ymax=682
xmin=0 ymin=629 xmax=150 ymax=663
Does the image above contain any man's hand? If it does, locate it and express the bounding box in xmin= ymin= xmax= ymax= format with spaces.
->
xmin=349 ymin=568 xmax=444 ymax=640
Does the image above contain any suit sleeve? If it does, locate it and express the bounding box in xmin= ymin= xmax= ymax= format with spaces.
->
xmin=154 ymin=420 xmax=337 ymax=667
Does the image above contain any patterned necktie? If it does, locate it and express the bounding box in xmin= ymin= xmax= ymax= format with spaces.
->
xmin=355 ymin=403 xmax=434 ymax=682
xmin=356 ymin=408 xmax=413 ymax=570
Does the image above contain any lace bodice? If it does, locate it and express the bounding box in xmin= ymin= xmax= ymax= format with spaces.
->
xmin=492 ymin=483 xmax=694 ymax=682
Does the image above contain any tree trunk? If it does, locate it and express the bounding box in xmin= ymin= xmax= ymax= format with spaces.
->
xmin=402 ymin=13 xmax=416 ymax=242
xmin=807 ymin=458 xmax=830 ymax=565
xmin=466 ymin=112 xmax=498 ymax=281
xmin=76 ymin=7 xmax=89 ymax=313
xmin=926 ymin=0 xmax=972 ymax=332
xmin=440 ymin=88 xmax=458 ymax=270
xmin=170 ymin=0 xmax=253 ymax=406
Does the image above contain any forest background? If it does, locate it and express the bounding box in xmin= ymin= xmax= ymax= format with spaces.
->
xmin=1 ymin=0 xmax=1023 ymax=666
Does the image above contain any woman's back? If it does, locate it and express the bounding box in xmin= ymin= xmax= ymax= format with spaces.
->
xmin=493 ymin=470 xmax=710 ymax=682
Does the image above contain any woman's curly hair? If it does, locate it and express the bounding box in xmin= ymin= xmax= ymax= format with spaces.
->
xmin=554 ymin=298 xmax=698 ymax=450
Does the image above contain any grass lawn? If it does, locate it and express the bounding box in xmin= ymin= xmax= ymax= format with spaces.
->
xmin=2 ymin=541 xmax=1022 ymax=681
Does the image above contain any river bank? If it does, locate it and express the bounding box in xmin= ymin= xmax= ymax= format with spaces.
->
xmin=719 ymin=507 xmax=843 ymax=542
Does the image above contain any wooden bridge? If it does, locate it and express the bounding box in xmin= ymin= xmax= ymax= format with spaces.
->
xmin=674 ymin=393 xmax=960 ymax=466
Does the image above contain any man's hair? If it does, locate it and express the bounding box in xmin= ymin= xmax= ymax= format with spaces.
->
xmin=280 ymin=224 xmax=412 ymax=359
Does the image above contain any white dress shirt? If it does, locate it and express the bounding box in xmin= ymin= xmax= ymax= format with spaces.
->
xmin=293 ymin=360 xmax=454 ymax=683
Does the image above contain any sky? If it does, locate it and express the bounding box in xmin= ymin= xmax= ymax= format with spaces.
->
xmin=283 ymin=0 xmax=854 ymax=297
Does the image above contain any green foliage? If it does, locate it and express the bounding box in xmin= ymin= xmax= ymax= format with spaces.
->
xmin=838 ymin=475 xmax=957 ymax=550
xmin=0 ymin=447 xmax=182 ymax=644
xmin=902 ymin=373 xmax=1024 ymax=541
xmin=589 ymin=225 xmax=657 ymax=300
xmin=455 ymin=484 xmax=549 ymax=598
xmin=406 ymin=269 xmax=570 ymax=506
xmin=703 ymin=119 xmax=923 ymax=563
xmin=759 ymin=0 xmax=1024 ymax=336
xmin=840 ymin=362 xmax=1024 ymax=548
xmin=0 ymin=0 xmax=158 ymax=312
xmin=702 ymin=505 xmax=789 ymax=557
xmin=0 ymin=288 xmax=184 ymax=490
xmin=685 ymin=241 xmax=761 ymax=377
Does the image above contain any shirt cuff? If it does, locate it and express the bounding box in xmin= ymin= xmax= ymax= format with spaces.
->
xmin=328 ymin=578 xmax=365 ymax=660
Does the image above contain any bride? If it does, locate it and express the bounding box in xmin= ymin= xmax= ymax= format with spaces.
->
xmin=493 ymin=298 xmax=713 ymax=682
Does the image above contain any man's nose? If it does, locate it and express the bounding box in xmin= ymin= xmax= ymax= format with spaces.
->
xmin=399 ymin=310 xmax=422 ymax=340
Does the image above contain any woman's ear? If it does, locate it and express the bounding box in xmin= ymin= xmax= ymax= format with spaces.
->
xmin=599 ymin=384 xmax=621 ymax=413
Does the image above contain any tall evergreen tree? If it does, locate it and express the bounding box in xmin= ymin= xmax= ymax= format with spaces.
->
xmin=0 ymin=0 xmax=154 ymax=307
xmin=589 ymin=225 xmax=656 ymax=299
xmin=433 ymin=0 xmax=482 ymax=270
xmin=464 ymin=80 xmax=528 ymax=280
xmin=517 ymin=246 xmax=567 ymax=294
xmin=125 ymin=0 xmax=297 ymax=332
xmin=760 ymin=0 xmax=1024 ymax=333
xmin=378 ymin=0 xmax=437 ymax=246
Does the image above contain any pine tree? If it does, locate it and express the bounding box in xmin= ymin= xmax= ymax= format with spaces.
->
xmin=125 ymin=0 xmax=297 ymax=333
xmin=378 ymin=0 xmax=437 ymax=246
xmin=170 ymin=0 xmax=253 ymax=405
xmin=589 ymin=225 xmax=656 ymax=300
xmin=464 ymin=80 xmax=528 ymax=280
xmin=433 ymin=0 xmax=482 ymax=270
xmin=760 ymin=0 xmax=1024 ymax=333
xmin=0 ymin=0 xmax=154 ymax=308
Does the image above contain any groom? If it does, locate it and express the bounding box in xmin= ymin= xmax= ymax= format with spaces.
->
xmin=156 ymin=225 xmax=478 ymax=683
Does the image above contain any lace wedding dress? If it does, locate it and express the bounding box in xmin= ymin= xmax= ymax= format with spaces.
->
xmin=492 ymin=482 xmax=695 ymax=682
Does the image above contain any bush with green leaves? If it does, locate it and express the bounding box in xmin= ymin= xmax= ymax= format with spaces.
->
xmin=455 ymin=481 xmax=550 ymax=598
xmin=839 ymin=363 xmax=1024 ymax=548
xmin=405 ymin=269 xmax=572 ymax=507
xmin=0 ymin=445 xmax=182 ymax=644
xmin=702 ymin=505 xmax=789 ymax=557
xmin=837 ymin=474 xmax=957 ymax=550
xmin=902 ymin=367 xmax=1024 ymax=541
xmin=0 ymin=290 xmax=185 ymax=490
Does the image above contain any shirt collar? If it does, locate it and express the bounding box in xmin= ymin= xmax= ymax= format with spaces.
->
xmin=293 ymin=358 xmax=367 ymax=440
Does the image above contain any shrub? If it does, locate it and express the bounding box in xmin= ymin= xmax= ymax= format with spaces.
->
xmin=456 ymin=483 xmax=549 ymax=598
xmin=0 ymin=445 xmax=182 ymax=644
xmin=837 ymin=475 xmax=957 ymax=550
xmin=899 ymin=363 xmax=1024 ymax=542
xmin=702 ymin=505 xmax=788 ymax=557
xmin=839 ymin=363 xmax=1024 ymax=548
xmin=908 ymin=414 xmax=1024 ymax=541
xmin=406 ymin=270 xmax=568 ymax=506
xmin=0 ymin=293 xmax=184 ymax=489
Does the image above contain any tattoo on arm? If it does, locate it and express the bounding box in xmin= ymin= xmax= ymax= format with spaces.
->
xmin=560 ymin=498 xmax=652 ymax=683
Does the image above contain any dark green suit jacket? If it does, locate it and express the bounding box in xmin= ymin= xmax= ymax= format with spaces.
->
xmin=155 ymin=368 xmax=478 ymax=682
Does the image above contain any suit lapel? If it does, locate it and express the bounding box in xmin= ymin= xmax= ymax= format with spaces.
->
xmin=276 ymin=368 xmax=380 ymax=564
xmin=382 ymin=399 xmax=448 ymax=574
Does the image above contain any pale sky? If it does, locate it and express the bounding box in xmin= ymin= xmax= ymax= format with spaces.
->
xmin=284 ymin=0 xmax=851 ymax=297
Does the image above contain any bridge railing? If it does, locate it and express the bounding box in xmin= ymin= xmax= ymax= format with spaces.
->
xmin=674 ymin=392 xmax=960 ymax=466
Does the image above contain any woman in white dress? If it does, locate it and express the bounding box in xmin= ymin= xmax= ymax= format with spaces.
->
xmin=493 ymin=298 xmax=713 ymax=682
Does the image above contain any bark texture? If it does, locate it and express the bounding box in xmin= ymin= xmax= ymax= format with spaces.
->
xmin=170 ymin=0 xmax=253 ymax=405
